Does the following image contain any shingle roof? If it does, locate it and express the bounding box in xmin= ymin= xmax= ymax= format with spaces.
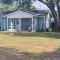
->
xmin=0 ymin=10 xmax=48 ymax=18
xmin=5 ymin=10 xmax=34 ymax=18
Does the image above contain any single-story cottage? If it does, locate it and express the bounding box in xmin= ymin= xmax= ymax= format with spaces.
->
xmin=0 ymin=10 xmax=50 ymax=32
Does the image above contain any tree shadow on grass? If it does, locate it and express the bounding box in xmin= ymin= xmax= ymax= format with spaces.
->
xmin=1 ymin=32 xmax=60 ymax=39
xmin=0 ymin=47 xmax=60 ymax=60
xmin=13 ymin=32 xmax=60 ymax=39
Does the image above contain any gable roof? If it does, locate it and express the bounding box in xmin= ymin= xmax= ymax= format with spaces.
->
xmin=5 ymin=10 xmax=35 ymax=18
xmin=3 ymin=10 xmax=48 ymax=18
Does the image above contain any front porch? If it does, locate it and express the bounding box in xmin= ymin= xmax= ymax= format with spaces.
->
xmin=1 ymin=17 xmax=37 ymax=32
xmin=0 ymin=17 xmax=46 ymax=32
xmin=0 ymin=11 xmax=48 ymax=32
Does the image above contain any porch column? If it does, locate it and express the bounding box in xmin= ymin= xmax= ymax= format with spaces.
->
xmin=4 ymin=19 xmax=5 ymax=31
xmin=7 ymin=18 xmax=8 ymax=31
xmin=32 ymin=17 xmax=34 ymax=32
xmin=19 ymin=18 xmax=21 ymax=31
xmin=44 ymin=16 xmax=46 ymax=31
xmin=34 ymin=17 xmax=37 ymax=32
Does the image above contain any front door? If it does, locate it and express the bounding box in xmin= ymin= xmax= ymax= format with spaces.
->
xmin=21 ymin=18 xmax=31 ymax=31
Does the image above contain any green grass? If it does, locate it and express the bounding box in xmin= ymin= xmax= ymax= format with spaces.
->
xmin=0 ymin=32 xmax=60 ymax=60
xmin=14 ymin=32 xmax=60 ymax=39
xmin=0 ymin=32 xmax=60 ymax=53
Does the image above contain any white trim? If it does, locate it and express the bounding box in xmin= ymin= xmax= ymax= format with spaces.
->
xmin=19 ymin=18 xmax=21 ymax=31
xmin=34 ymin=17 xmax=37 ymax=31
xmin=4 ymin=19 xmax=5 ymax=30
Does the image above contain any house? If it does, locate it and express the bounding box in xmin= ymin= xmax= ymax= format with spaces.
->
xmin=0 ymin=10 xmax=50 ymax=32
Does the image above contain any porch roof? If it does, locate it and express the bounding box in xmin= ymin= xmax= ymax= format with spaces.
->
xmin=5 ymin=10 xmax=35 ymax=18
xmin=4 ymin=10 xmax=47 ymax=19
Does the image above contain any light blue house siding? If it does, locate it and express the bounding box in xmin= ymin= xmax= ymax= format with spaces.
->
xmin=1 ymin=17 xmax=7 ymax=31
xmin=37 ymin=17 xmax=46 ymax=31
xmin=2 ymin=17 xmax=7 ymax=31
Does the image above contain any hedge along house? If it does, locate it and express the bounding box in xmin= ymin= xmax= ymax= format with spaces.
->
xmin=0 ymin=10 xmax=50 ymax=32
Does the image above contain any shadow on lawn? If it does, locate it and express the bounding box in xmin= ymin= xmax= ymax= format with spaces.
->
xmin=0 ymin=47 xmax=60 ymax=60
xmin=13 ymin=32 xmax=60 ymax=39
xmin=1 ymin=32 xmax=60 ymax=39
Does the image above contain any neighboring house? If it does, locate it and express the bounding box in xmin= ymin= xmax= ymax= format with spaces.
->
xmin=0 ymin=10 xmax=50 ymax=32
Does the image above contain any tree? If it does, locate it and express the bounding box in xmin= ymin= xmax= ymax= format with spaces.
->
xmin=2 ymin=0 xmax=13 ymax=4
xmin=17 ymin=0 xmax=32 ymax=11
xmin=38 ymin=0 xmax=60 ymax=31
xmin=0 ymin=0 xmax=32 ymax=11
xmin=22 ymin=0 xmax=32 ymax=10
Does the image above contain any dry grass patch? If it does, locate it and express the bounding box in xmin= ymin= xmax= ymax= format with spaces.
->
xmin=0 ymin=32 xmax=60 ymax=53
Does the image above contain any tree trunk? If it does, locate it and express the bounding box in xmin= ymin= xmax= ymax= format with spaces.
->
xmin=46 ymin=1 xmax=60 ymax=31
xmin=50 ymin=7 xmax=59 ymax=31
xmin=39 ymin=0 xmax=60 ymax=31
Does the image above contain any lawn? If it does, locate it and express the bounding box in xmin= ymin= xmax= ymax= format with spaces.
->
xmin=0 ymin=32 xmax=60 ymax=53
xmin=0 ymin=32 xmax=60 ymax=60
